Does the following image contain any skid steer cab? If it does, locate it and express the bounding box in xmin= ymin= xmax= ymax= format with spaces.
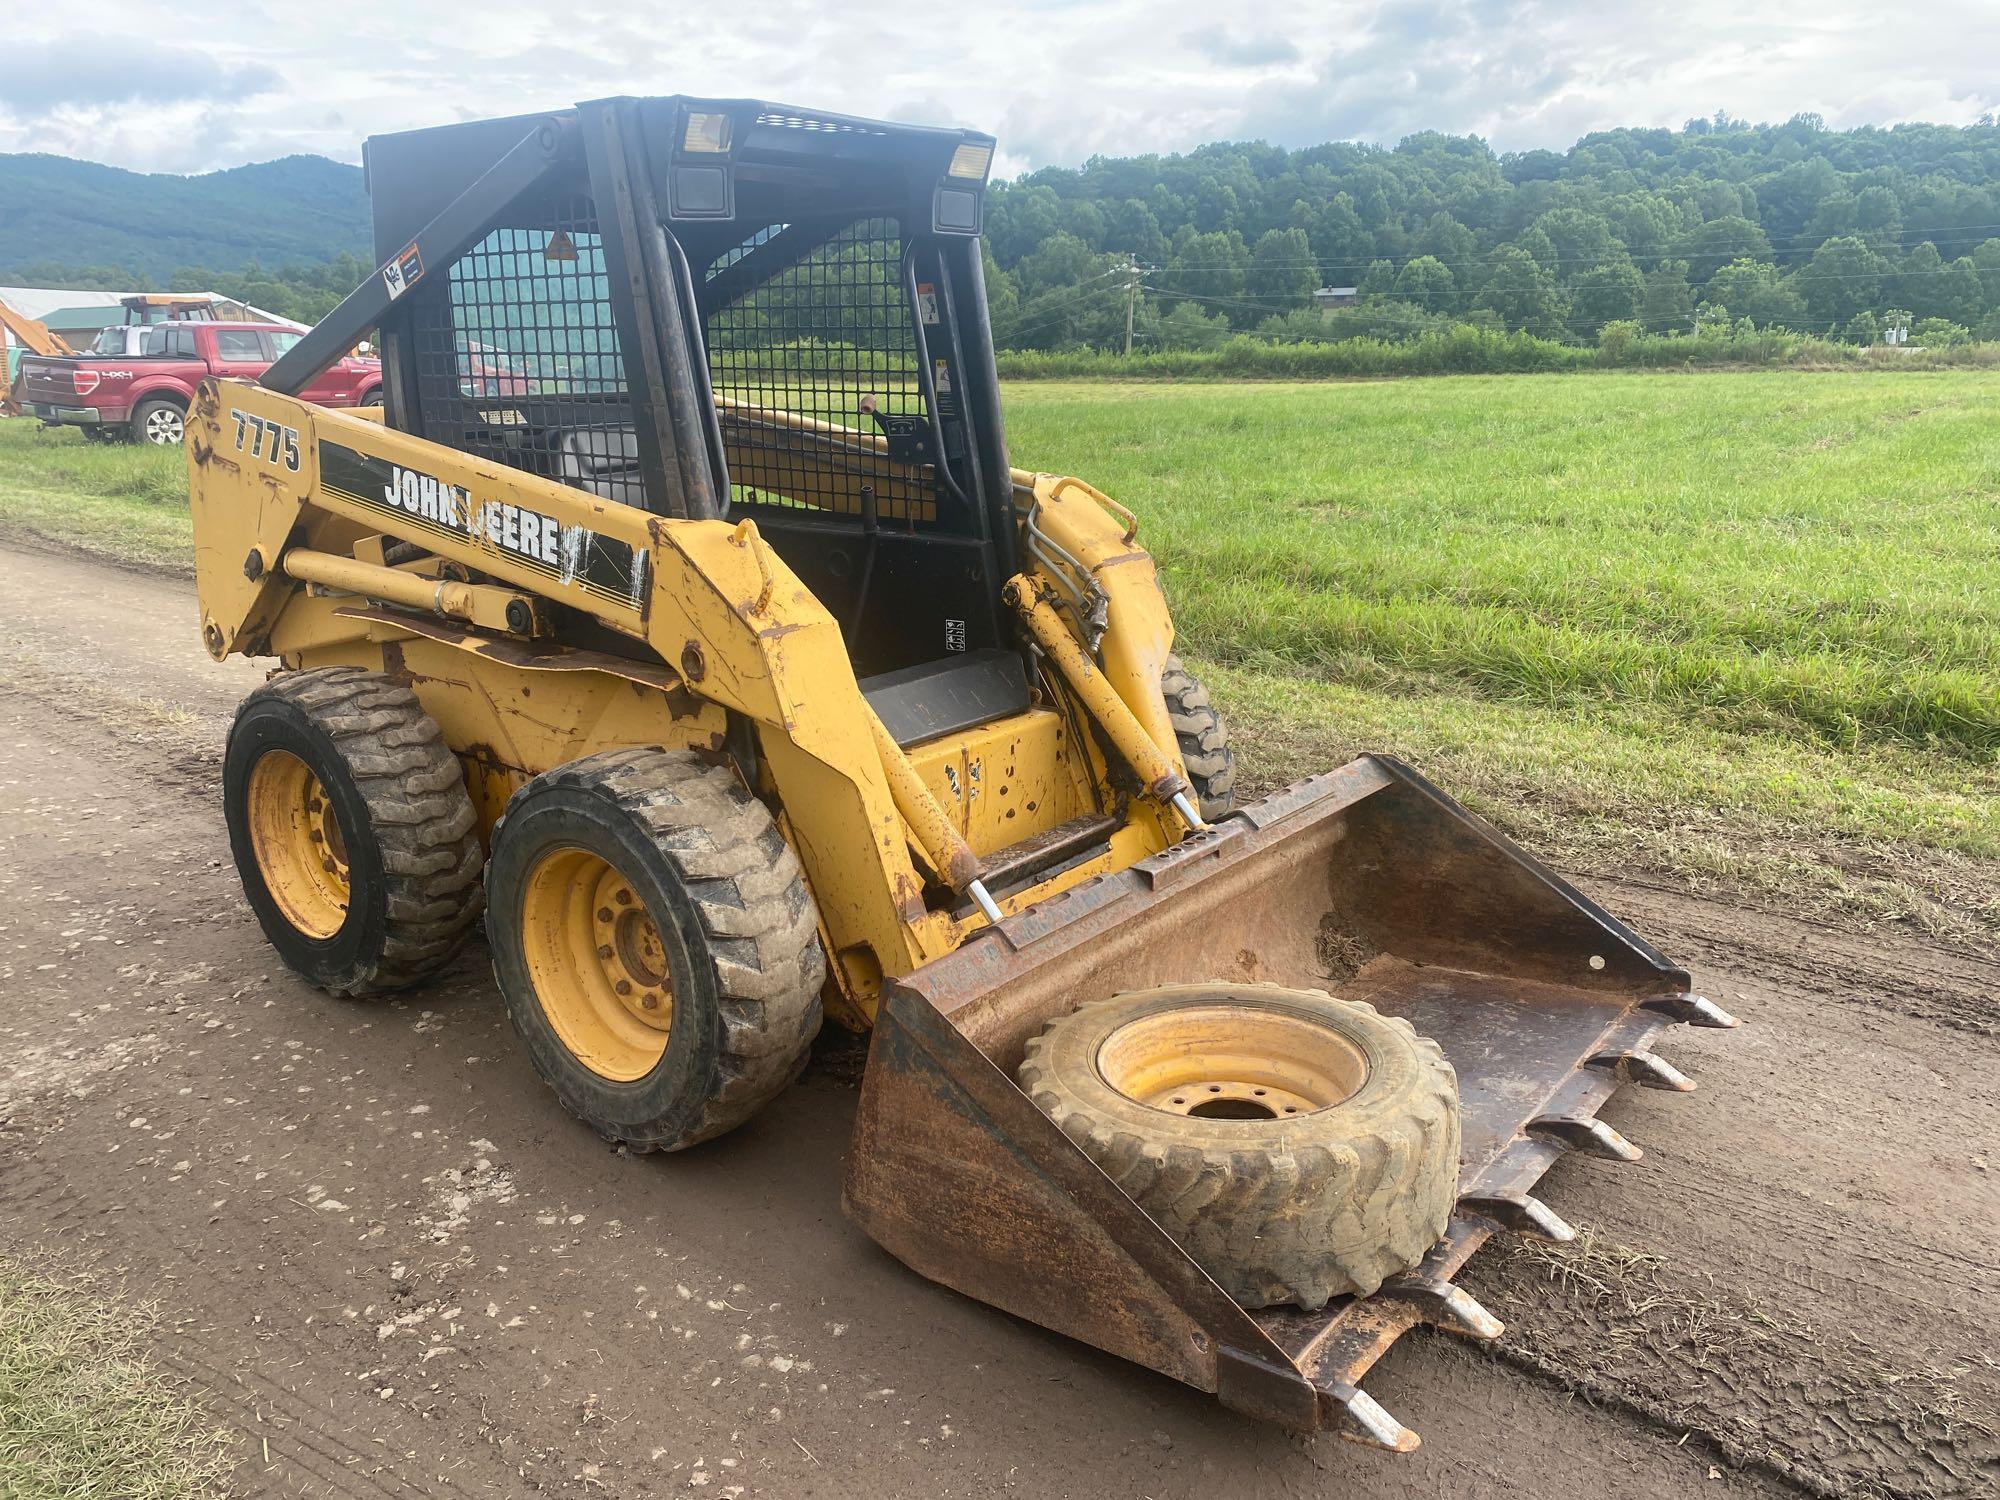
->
xmin=186 ymin=94 xmax=1734 ymax=1449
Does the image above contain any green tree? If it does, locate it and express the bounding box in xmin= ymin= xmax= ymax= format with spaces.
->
xmin=1475 ymin=246 xmax=1567 ymax=336
xmin=1568 ymin=260 xmax=1644 ymax=335
xmin=1641 ymin=260 xmax=1695 ymax=332
xmin=1391 ymin=254 xmax=1458 ymax=312
xmin=1357 ymin=258 xmax=1398 ymax=298
xmin=1105 ymin=199 xmax=1167 ymax=265
xmin=1532 ymin=207 xmax=1621 ymax=283
xmin=1799 ymin=236 xmax=1885 ymax=328
xmin=985 ymin=183 xmax=1062 ymax=265
xmin=1246 ymin=228 xmax=1318 ymax=314
xmin=1294 ymin=192 xmax=1373 ymax=286
xmin=1912 ymin=317 xmax=1971 ymax=346
xmin=1162 ymin=230 xmax=1249 ymax=317
xmin=1152 ymin=300 xmax=1234 ymax=349
xmin=1704 ymin=259 xmax=1808 ymax=328
xmin=1676 ymin=216 xmax=1773 ymax=285
xmin=1412 ymin=212 xmax=1477 ymax=269
xmin=1970 ymin=238 xmax=2000 ymax=306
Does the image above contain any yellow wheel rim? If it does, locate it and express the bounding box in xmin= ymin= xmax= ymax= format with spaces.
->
xmin=519 ymin=847 xmax=674 ymax=1082
xmin=1096 ymin=1003 xmax=1368 ymax=1120
xmin=246 ymin=749 xmax=351 ymax=939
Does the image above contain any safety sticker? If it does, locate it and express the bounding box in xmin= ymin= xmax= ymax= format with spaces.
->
xmin=932 ymin=357 xmax=953 ymax=395
xmin=382 ymin=242 xmax=425 ymax=300
xmin=916 ymin=282 xmax=940 ymax=324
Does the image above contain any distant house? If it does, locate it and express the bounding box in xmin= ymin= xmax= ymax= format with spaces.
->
xmin=1313 ymin=286 xmax=1360 ymax=313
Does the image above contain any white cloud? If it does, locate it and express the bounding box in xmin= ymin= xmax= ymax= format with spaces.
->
xmin=0 ymin=1 xmax=1996 ymax=175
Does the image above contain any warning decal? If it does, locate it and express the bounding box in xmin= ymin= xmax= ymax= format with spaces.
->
xmin=382 ymin=242 xmax=425 ymax=300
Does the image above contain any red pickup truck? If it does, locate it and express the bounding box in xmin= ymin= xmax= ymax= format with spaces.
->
xmin=18 ymin=322 xmax=381 ymax=444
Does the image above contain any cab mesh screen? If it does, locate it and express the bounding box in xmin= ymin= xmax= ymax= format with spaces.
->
xmin=703 ymin=218 xmax=936 ymax=524
xmin=410 ymin=196 xmax=645 ymax=507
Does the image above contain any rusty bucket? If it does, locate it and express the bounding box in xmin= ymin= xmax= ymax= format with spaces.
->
xmin=844 ymin=755 xmax=1734 ymax=1449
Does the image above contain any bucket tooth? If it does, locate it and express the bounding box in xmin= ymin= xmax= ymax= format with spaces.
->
xmin=1643 ymin=992 xmax=1740 ymax=1029
xmin=1382 ymin=1278 xmax=1505 ymax=1340
xmin=1527 ymin=1114 xmax=1643 ymax=1161
xmin=1327 ymin=1384 xmax=1421 ymax=1452
xmin=1462 ymin=1192 xmax=1578 ymax=1243
xmin=1589 ymin=1049 xmax=1695 ymax=1092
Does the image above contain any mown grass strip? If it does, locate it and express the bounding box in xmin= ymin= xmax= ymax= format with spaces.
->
xmin=0 ymin=1259 xmax=232 ymax=1500
xmin=1008 ymin=372 xmax=2000 ymax=758
xmin=0 ymin=421 xmax=192 ymax=572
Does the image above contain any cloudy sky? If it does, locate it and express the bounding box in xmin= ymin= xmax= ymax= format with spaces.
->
xmin=4 ymin=1 xmax=1998 ymax=178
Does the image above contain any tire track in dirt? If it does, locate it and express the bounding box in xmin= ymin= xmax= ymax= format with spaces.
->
xmin=1468 ymin=1234 xmax=1998 ymax=1500
xmin=1460 ymin=874 xmax=2000 ymax=1500
xmin=1595 ymin=876 xmax=1999 ymax=1037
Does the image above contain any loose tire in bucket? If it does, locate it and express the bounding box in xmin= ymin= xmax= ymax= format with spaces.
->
xmin=484 ymin=749 xmax=825 ymax=1152
xmin=1019 ymin=984 xmax=1459 ymax=1308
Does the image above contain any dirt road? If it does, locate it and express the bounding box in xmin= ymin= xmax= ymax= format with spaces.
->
xmin=2 ymin=536 xmax=1994 ymax=1499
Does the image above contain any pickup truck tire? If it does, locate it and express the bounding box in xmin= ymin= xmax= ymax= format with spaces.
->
xmin=1020 ymin=983 xmax=1460 ymax=1308
xmin=358 ymin=387 xmax=384 ymax=407
xmin=131 ymin=397 xmax=187 ymax=446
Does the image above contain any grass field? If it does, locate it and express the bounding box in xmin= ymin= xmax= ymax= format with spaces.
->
xmin=3 ymin=369 xmax=1994 ymax=935
xmin=0 ymin=1259 xmax=231 ymax=1498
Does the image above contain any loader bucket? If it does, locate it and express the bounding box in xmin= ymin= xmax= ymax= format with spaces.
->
xmin=843 ymin=755 xmax=1734 ymax=1449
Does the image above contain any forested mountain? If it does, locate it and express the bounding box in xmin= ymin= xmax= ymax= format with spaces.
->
xmin=11 ymin=113 xmax=2000 ymax=350
xmin=0 ymin=151 xmax=369 ymax=317
xmin=981 ymin=113 xmax=2000 ymax=350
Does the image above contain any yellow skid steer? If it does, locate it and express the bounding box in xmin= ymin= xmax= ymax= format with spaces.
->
xmin=186 ymin=95 xmax=1734 ymax=1449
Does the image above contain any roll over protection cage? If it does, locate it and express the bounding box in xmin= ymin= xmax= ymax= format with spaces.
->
xmin=262 ymin=95 xmax=1016 ymax=648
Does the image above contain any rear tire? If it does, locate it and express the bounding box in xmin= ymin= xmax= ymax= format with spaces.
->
xmin=1162 ymin=654 xmax=1236 ymax=818
xmin=1020 ymin=984 xmax=1460 ymax=1308
xmin=485 ymin=749 xmax=825 ymax=1151
xmin=130 ymin=397 xmax=186 ymax=445
xmin=224 ymin=668 xmax=484 ymax=996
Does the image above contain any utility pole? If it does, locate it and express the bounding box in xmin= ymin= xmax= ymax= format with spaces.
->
xmin=1123 ymin=254 xmax=1138 ymax=357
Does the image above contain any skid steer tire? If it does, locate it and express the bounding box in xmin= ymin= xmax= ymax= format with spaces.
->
xmin=484 ymin=749 xmax=825 ymax=1152
xmin=1162 ymin=655 xmax=1236 ymax=819
xmin=224 ymin=668 xmax=484 ymax=997
xmin=1020 ymin=984 xmax=1459 ymax=1308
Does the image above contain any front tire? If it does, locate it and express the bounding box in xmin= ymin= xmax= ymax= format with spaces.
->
xmin=1163 ymin=654 xmax=1236 ymax=818
xmin=485 ymin=749 xmax=825 ymax=1151
xmin=224 ymin=668 xmax=484 ymax=996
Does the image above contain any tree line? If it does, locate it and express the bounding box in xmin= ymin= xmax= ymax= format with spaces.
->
xmin=980 ymin=113 xmax=2000 ymax=352
xmin=17 ymin=112 xmax=2000 ymax=357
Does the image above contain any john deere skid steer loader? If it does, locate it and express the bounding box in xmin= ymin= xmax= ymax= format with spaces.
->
xmin=186 ymin=95 xmax=1734 ymax=1449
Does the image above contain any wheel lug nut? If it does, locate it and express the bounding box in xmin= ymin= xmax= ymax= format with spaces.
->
xmin=640 ymin=993 xmax=659 ymax=1010
xmin=321 ymin=858 xmax=338 ymax=873
xmin=615 ymin=979 xmax=633 ymax=996
xmin=615 ymin=889 xmax=633 ymax=906
xmin=597 ymin=907 xmax=613 ymax=922
xmin=597 ymin=944 xmax=614 ymax=959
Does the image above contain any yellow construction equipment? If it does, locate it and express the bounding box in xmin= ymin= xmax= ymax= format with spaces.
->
xmin=0 ymin=296 xmax=74 ymax=415
xmin=187 ymin=95 xmax=1734 ymax=1450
